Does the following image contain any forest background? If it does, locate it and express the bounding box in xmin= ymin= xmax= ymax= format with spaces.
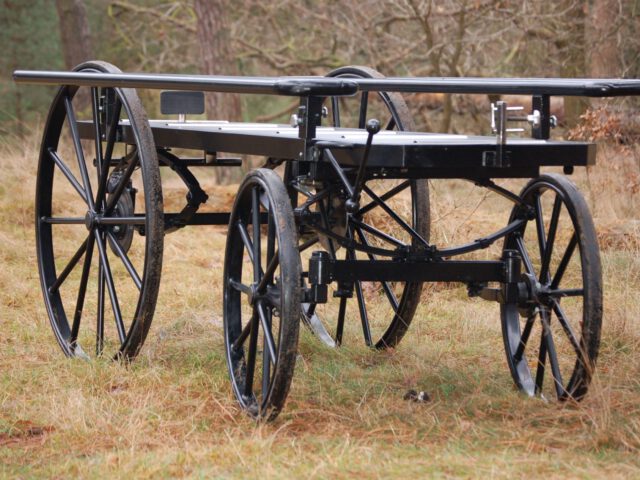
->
xmin=2 ymin=0 xmax=639 ymax=138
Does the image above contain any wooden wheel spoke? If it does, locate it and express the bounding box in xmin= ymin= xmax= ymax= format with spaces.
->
xmin=333 ymin=247 xmax=351 ymax=346
xmin=237 ymin=220 xmax=255 ymax=264
xmin=233 ymin=321 xmax=251 ymax=352
xmin=347 ymin=225 xmax=371 ymax=342
xmin=516 ymin=235 xmax=536 ymax=277
xmin=48 ymin=235 xmax=90 ymax=294
xmin=261 ymin=345 xmax=271 ymax=399
xmin=357 ymin=180 xmax=410 ymax=217
xmin=103 ymin=96 xmax=122 ymax=165
xmin=335 ymin=296 xmax=347 ymax=346
xmin=551 ymin=233 xmax=578 ymax=289
xmin=257 ymin=255 xmax=279 ymax=294
xmin=349 ymin=217 xmax=405 ymax=247
xmin=355 ymin=226 xmax=399 ymax=313
xmin=257 ymin=210 xmax=279 ymax=293
xmin=550 ymin=300 xmax=582 ymax=357
xmin=243 ymin=311 xmax=260 ymax=398
xmin=261 ymin=303 xmax=273 ymax=396
xmin=94 ymin=229 xmax=126 ymax=343
xmin=380 ymin=281 xmax=399 ymax=313
xmin=106 ymin=231 xmax=142 ymax=290
xmin=256 ymin=302 xmax=277 ymax=366
xmin=91 ymin=87 xmax=104 ymax=175
xmin=534 ymin=194 xmax=547 ymax=271
xmin=355 ymin=280 xmax=372 ymax=347
xmin=541 ymin=311 xmax=565 ymax=398
xmin=48 ymin=149 xmax=89 ymax=204
xmin=251 ymin=186 xmax=261 ymax=283
xmin=549 ymin=288 xmax=584 ymax=298
xmin=266 ymin=211 xmax=275 ymax=263
xmin=104 ymin=152 xmax=138 ymax=215
xmin=96 ymin=259 xmax=105 ymax=356
xmin=70 ymin=234 xmax=96 ymax=346
xmin=229 ymin=278 xmax=252 ymax=296
xmin=514 ymin=313 xmax=537 ymax=363
xmin=95 ymin=97 xmax=123 ymax=208
xmin=63 ymin=94 xmax=95 ymax=210
xmin=351 ymin=233 xmax=372 ymax=346
xmin=385 ymin=117 xmax=396 ymax=130
xmin=262 ymin=217 xmax=276 ymax=383
xmin=534 ymin=326 xmax=547 ymax=394
xmin=41 ymin=217 xmax=85 ymax=225
xmin=362 ymin=185 xmax=429 ymax=247
xmin=540 ymin=195 xmax=562 ymax=282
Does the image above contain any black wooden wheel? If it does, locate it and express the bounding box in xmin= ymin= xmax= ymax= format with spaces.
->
xmin=502 ymin=173 xmax=602 ymax=400
xmin=36 ymin=61 xmax=163 ymax=360
xmin=224 ymin=169 xmax=301 ymax=420
xmin=299 ymin=66 xmax=430 ymax=349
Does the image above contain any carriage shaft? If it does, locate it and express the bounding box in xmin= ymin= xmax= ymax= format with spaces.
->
xmin=14 ymin=70 xmax=640 ymax=97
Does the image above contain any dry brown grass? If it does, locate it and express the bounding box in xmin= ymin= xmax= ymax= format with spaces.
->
xmin=1 ymin=132 xmax=639 ymax=478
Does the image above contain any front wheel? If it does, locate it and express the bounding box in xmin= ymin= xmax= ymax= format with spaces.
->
xmin=501 ymin=173 xmax=602 ymax=401
xmin=223 ymin=169 xmax=302 ymax=420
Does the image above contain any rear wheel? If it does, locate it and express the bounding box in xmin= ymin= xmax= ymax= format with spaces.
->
xmin=36 ymin=60 xmax=163 ymax=360
xmin=300 ymin=66 xmax=430 ymax=349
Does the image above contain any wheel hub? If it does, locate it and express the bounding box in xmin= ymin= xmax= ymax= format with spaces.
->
xmin=84 ymin=210 xmax=97 ymax=231
xmin=518 ymin=273 xmax=554 ymax=317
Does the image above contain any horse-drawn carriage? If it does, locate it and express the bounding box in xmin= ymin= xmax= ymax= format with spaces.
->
xmin=14 ymin=62 xmax=640 ymax=420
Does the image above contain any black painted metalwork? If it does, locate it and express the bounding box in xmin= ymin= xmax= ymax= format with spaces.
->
xmin=312 ymin=258 xmax=506 ymax=283
xmin=14 ymin=70 xmax=640 ymax=97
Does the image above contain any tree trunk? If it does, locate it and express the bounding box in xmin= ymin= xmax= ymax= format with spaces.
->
xmin=194 ymin=0 xmax=241 ymax=121
xmin=560 ymin=0 xmax=588 ymax=128
xmin=55 ymin=0 xmax=92 ymax=111
xmin=194 ymin=0 xmax=242 ymax=182
xmin=587 ymin=0 xmax=620 ymax=77
xmin=55 ymin=0 xmax=92 ymax=69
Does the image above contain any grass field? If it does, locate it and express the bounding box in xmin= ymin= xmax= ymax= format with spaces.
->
xmin=1 ymin=131 xmax=639 ymax=479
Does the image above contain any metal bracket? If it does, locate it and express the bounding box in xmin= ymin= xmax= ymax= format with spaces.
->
xmin=297 ymin=96 xmax=324 ymax=142
xmin=487 ymin=100 xmax=555 ymax=167
xmin=491 ymin=99 xmax=558 ymax=141
xmin=157 ymin=149 xmax=209 ymax=233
